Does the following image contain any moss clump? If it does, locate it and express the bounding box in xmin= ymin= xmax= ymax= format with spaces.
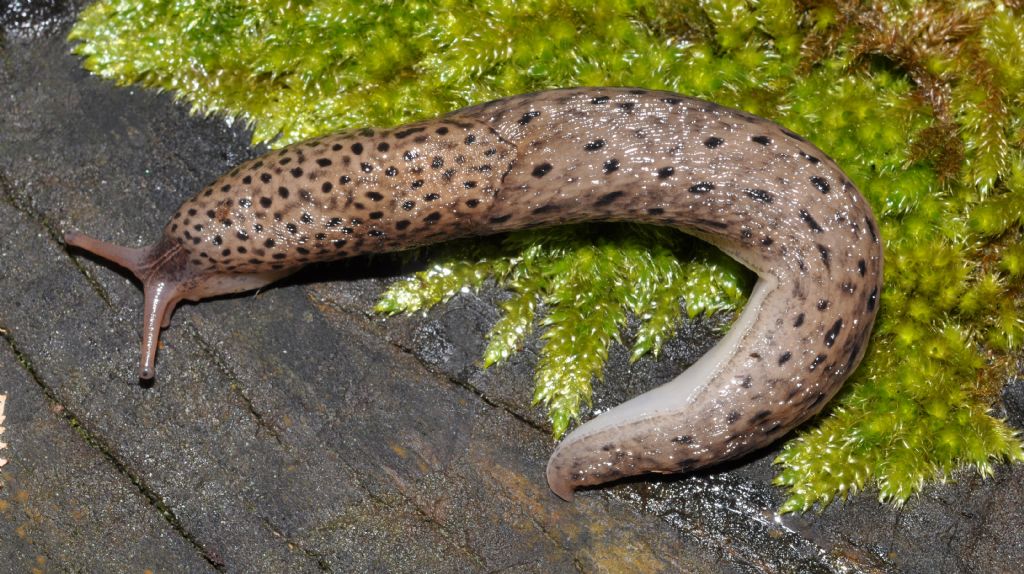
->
xmin=69 ymin=0 xmax=1024 ymax=511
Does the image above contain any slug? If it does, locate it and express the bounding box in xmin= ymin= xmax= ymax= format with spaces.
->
xmin=65 ymin=87 xmax=882 ymax=501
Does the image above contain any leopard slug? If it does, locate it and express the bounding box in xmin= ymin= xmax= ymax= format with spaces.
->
xmin=64 ymin=87 xmax=882 ymax=500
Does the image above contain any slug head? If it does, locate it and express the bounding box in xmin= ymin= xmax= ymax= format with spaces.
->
xmin=64 ymin=231 xmax=293 ymax=380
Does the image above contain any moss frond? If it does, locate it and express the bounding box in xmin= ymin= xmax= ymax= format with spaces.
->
xmin=71 ymin=0 xmax=1024 ymax=511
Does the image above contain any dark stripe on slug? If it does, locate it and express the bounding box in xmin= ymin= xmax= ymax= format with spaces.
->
xmin=799 ymin=151 xmax=820 ymax=164
xmin=858 ymin=259 xmax=867 ymax=276
xmin=591 ymin=95 xmax=610 ymax=104
xmin=817 ymin=244 xmax=831 ymax=269
xmin=751 ymin=135 xmax=772 ymax=145
xmin=584 ymin=139 xmax=605 ymax=151
xmin=393 ymin=126 xmax=425 ymax=138
xmin=689 ymin=182 xmax=715 ymax=194
xmin=533 ymin=204 xmax=559 ymax=214
xmin=695 ymin=218 xmax=728 ymax=229
xmin=865 ymin=216 xmax=879 ymax=243
xmin=794 ymin=313 xmax=805 ymax=327
xmin=800 ymin=210 xmax=823 ymax=232
xmin=867 ymin=285 xmax=878 ymax=311
xmin=824 ymin=319 xmax=843 ymax=347
xmin=782 ymin=128 xmax=807 ymax=142
xmin=595 ymin=191 xmax=624 ymax=206
xmin=490 ymin=214 xmax=512 ymax=223
xmin=778 ymin=352 xmax=792 ymax=365
xmin=809 ymin=354 xmax=827 ymax=371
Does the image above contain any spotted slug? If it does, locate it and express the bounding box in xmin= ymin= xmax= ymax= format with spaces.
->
xmin=65 ymin=87 xmax=882 ymax=500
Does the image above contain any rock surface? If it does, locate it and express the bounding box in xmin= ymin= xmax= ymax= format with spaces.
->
xmin=1 ymin=4 xmax=1023 ymax=573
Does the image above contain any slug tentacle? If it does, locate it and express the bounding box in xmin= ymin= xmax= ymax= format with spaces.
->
xmin=66 ymin=87 xmax=881 ymax=498
xmin=65 ymin=231 xmax=293 ymax=379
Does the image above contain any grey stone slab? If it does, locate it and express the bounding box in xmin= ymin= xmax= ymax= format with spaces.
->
xmin=0 ymin=331 xmax=215 ymax=572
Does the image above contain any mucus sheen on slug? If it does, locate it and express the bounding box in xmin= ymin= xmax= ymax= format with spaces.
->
xmin=64 ymin=87 xmax=882 ymax=501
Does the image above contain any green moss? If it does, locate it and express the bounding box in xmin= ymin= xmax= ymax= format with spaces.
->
xmin=69 ymin=0 xmax=1024 ymax=511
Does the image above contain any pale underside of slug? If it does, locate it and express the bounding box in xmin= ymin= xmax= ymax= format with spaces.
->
xmin=65 ymin=87 xmax=883 ymax=501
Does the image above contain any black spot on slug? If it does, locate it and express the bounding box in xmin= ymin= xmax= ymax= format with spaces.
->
xmin=745 ymin=188 xmax=773 ymax=203
xmin=385 ymin=166 xmax=398 ymax=177
xmin=751 ymin=135 xmax=772 ymax=145
xmin=290 ymin=167 xmax=303 ymax=178
xmin=817 ymin=299 xmax=829 ymax=310
xmin=366 ymin=192 xmax=384 ymax=201
xmin=424 ymin=212 xmax=442 ymax=223
xmin=867 ymin=285 xmax=878 ymax=311
xmin=532 ymin=163 xmax=553 ymax=178
xmin=810 ymin=175 xmax=830 ymax=193
xmin=350 ymin=142 xmax=364 ymax=154
xmin=435 ymin=126 xmax=449 ymax=135
xmin=591 ymin=95 xmax=610 ymax=104
xmin=858 ymin=259 xmax=867 ymax=276
xmin=278 ymin=187 xmax=290 ymax=199
xmin=519 ymin=111 xmax=541 ymax=125
xmin=656 ymin=167 xmax=674 ymax=179
xmin=689 ymin=182 xmax=715 ymax=194
xmin=824 ymin=319 xmax=843 ymax=348
xmin=603 ymin=159 xmax=620 ymax=173
xmin=704 ymin=136 xmax=724 ymax=148
xmin=794 ymin=313 xmax=805 ymax=327
xmin=316 ymin=158 xmax=332 ymax=167
xmin=490 ymin=214 xmax=512 ymax=223
xmin=360 ymin=163 xmax=373 ymax=173
xmin=778 ymin=352 xmax=792 ymax=365
xmin=584 ymin=139 xmax=605 ymax=151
